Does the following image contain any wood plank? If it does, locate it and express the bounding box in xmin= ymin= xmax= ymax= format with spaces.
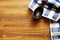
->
xmin=0 ymin=0 xmax=50 ymax=40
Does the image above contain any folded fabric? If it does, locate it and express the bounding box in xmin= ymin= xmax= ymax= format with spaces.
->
xmin=28 ymin=0 xmax=60 ymax=21
xmin=42 ymin=8 xmax=60 ymax=21
xmin=29 ymin=0 xmax=45 ymax=11
xmin=29 ymin=0 xmax=60 ymax=11
xmin=28 ymin=0 xmax=60 ymax=40
xmin=50 ymin=20 xmax=60 ymax=40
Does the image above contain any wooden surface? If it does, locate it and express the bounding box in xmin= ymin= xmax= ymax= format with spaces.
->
xmin=0 ymin=0 xmax=50 ymax=40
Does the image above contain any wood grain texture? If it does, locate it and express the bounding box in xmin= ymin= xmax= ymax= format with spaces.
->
xmin=0 ymin=0 xmax=50 ymax=40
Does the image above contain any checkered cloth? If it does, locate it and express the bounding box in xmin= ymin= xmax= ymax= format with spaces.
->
xmin=28 ymin=0 xmax=60 ymax=40
xmin=50 ymin=20 xmax=60 ymax=40
xmin=42 ymin=8 xmax=60 ymax=21
xmin=29 ymin=0 xmax=60 ymax=21
xmin=29 ymin=0 xmax=42 ymax=11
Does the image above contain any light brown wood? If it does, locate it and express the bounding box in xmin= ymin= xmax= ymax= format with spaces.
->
xmin=0 ymin=0 xmax=50 ymax=40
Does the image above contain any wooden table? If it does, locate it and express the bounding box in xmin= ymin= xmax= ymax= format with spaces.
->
xmin=0 ymin=0 xmax=50 ymax=40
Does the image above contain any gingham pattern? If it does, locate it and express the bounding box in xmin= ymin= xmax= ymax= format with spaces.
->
xmin=29 ymin=0 xmax=60 ymax=21
xmin=29 ymin=0 xmax=39 ymax=11
xmin=29 ymin=0 xmax=44 ymax=11
xmin=29 ymin=0 xmax=60 ymax=11
xmin=50 ymin=20 xmax=60 ymax=40
xmin=48 ymin=0 xmax=60 ymax=7
xmin=42 ymin=8 xmax=60 ymax=21
xmin=28 ymin=0 xmax=60 ymax=40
